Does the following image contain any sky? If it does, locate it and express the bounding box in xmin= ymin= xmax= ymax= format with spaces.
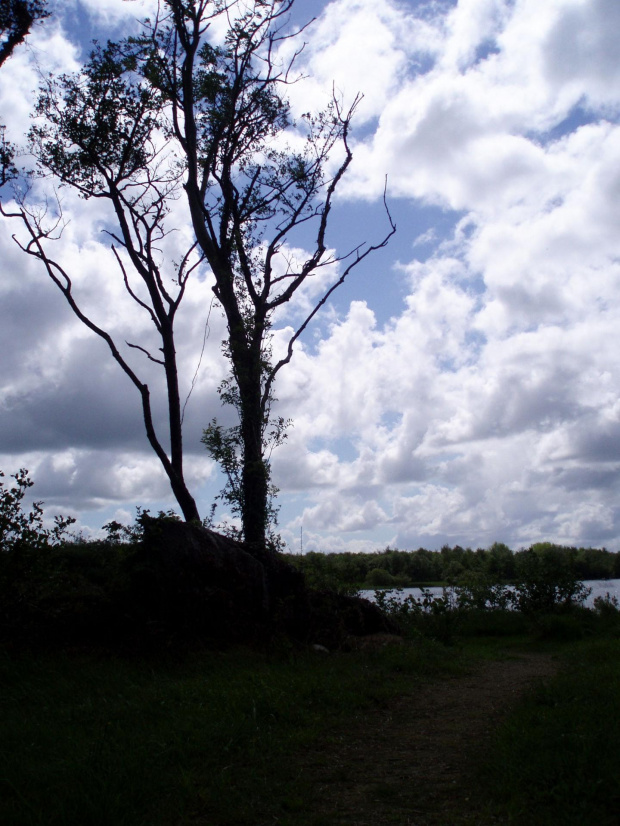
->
xmin=2 ymin=0 xmax=620 ymax=554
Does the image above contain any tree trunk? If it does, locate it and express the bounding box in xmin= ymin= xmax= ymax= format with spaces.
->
xmin=240 ymin=405 xmax=269 ymax=551
xmin=169 ymin=473 xmax=200 ymax=523
xmin=226 ymin=322 xmax=270 ymax=552
xmin=161 ymin=327 xmax=200 ymax=523
xmin=137 ymin=377 xmax=200 ymax=524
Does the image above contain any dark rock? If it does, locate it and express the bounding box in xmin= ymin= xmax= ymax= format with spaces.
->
xmin=134 ymin=519 xmax=397 ymax=648
xmin=306 ymin=589 xmax=401 ymax=649
xmin=135 ymin=518 xmax=308 ymax=643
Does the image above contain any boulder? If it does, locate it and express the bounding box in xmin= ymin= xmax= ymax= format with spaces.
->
xmin=133 ymin=518 xmax=399 ymax=648
xmin=306 ymin=589 xmax=401 ymax=649
xmin=135 ymin=518 xmax=307 ymax=643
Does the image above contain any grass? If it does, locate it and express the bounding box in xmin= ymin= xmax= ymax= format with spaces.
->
xmin=2 ymin=608 xmax=619 ymax=825
xmin=0 ymin=639 xmax=459 ymax=826
xmin=479 ymin=636 xmax=620 ymax=826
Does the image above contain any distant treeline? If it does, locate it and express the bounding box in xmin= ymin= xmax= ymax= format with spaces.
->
xmin=283 ymin=542 xmax=620 ymax=590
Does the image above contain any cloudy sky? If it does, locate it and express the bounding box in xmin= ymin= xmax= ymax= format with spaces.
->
xmin=2 ymin=0 xmax=620 ymax=553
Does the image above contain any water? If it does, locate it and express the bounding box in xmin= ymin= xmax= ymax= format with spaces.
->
xmin=361 ymin=579 xmax=620 ymax=608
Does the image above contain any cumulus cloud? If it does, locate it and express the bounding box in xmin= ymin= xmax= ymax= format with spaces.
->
xmin=268 ymin=0 xmax=620 ymax=551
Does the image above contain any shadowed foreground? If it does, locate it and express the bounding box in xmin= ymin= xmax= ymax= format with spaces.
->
xmin=299 ymin=651 xmax=558 ymax=825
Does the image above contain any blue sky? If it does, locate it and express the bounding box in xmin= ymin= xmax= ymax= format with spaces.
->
xmin=2 ymin=0 xmax=620 ymax=553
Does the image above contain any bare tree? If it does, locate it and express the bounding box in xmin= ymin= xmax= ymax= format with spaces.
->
xmin=2 ymin=0 xmax=394 ymax=550
xmin=3 ymin=38 xmax=202 ymax=521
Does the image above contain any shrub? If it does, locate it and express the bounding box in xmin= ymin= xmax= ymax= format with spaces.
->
xmin=513 ymin=548 xmax=591 ymax=615
xmin=374 ymin=587 xmax=461 ymax=644
xmin=593 ymin=591 xmax=620 ymax=616
xmin=0 ymin=469 xmax=75 ymax=551
xmin=592 ymin=592 xmax=620 ymax=636
xmin=454 ymin=572 xmax=512 ymax=611
xmin=457 ymin=609 xmax=529 ymax=638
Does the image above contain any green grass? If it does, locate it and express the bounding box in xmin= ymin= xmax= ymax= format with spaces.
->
xmin=2 ymin=611 xmax=619 ymax=826
xmin=0 ymin=639 xmax=457 ymax=826
xmin=480 ymin=637 xmax=620 ymax=825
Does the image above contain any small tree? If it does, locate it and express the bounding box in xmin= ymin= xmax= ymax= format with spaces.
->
xmin=3 ymin=0 xmax=394 ymax=549
xmin=4 ymin=37 xmax=202 ymax=521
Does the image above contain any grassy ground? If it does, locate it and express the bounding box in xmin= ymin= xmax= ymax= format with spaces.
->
xmin=0 ymin=639 xmax=460 ymax=826
xmin=1 ymin=623 xmax=618 ymax=825
xmin=479 ymin=636 xmax=620 ymax=825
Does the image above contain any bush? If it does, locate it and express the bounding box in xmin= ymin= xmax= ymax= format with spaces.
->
xmin=0 ymin=469 xmax=75 ymax=551
xmin=457 ymin=609 xmax=529 ymax=638
xmin=454 ymin=573 xmax=512 ymax=610
xmin=592 ymin=592 xmax=620 ymax=636
xmin=374 ymin=587 xmax=461 ymax=644
xmin=513 ymin=548 xmax=591 ymax=615
xmin=593 ymin=591 xmax=620 ymax=616
xmin=0 ymin=540 xmax=138 ymax=646
xmin=534 ymin=612 xmax=587 ymax=642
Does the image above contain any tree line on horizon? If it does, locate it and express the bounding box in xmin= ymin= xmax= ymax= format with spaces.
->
xmin=283 ymin=541 xmax=620 ymax=589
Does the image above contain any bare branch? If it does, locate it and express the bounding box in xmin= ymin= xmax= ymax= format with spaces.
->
xmin=0 ymin=200 xmax=179 ymax=481
xmin=125 ymin=341 xmax=166 ymax=365
xmin=262 ymin=184 xmax=396 ymax=411
xmin=111 ymin=245 xmax=162 ymax=331
xmin=6 ymin=0 xmax=396 ymax=541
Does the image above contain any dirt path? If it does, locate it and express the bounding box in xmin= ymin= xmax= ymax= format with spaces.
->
xmin=300 ymin=651 xmax=558 ymax=826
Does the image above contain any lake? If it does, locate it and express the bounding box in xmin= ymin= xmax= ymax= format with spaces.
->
xmin=361 ymin=579 xmax=620 ymax=607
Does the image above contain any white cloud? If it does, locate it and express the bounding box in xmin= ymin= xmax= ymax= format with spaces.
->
xmin=284 ymin=0 xmax=438 ymax=122
xmin=59 ymin=0 xmax=158 ymax=29
xmin=266 ymin=0 xmax=620 ymax=551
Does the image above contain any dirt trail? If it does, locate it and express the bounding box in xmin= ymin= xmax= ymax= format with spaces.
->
xmin=301 ymin=651 xmax=558 ymax=826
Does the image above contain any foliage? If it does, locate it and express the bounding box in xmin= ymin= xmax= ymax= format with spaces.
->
xmin=0 ymin=2 xmax=49 ymax=184
xmin=285 ymin=542 xmax=620 ymax=591
xmin=0 ymin=540 xmax=136 ymax=645
xmin=201 ymin=372 xmax=290 ymax=550
xmin=593 ymin=590 xmax=620 ymax=614
xmin=372 ymin=555 xmax=599 ymax=644
xmin=374 ymin=586 xmax=461 ymax=644
xmin=364 ymin=567 xmax=409 ymax=588
xmin=512 ymin=547 xmax=592 ymax=615
xmin=0 ymin=125 xmax=17 ymax=185
xmin=591 ymin=591 xmax=620 ymax=635
xmin=0 ymin=499 xmax=194 ymax=646
xmin=102 ymin=507 xmax=181 ymax=545
xmin=453 ymin=571 xmax=513 ymax=610
xmin=281 ymin=550 xmax=359 ymax=595
xmin=0 ymin=468 xmax=75 ymax=552
xmin=0 ymin=0 xmax=48 ymax=67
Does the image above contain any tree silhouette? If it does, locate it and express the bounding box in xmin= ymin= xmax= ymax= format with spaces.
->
xmin=3 ymin=0 xmax=394 ymax=549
